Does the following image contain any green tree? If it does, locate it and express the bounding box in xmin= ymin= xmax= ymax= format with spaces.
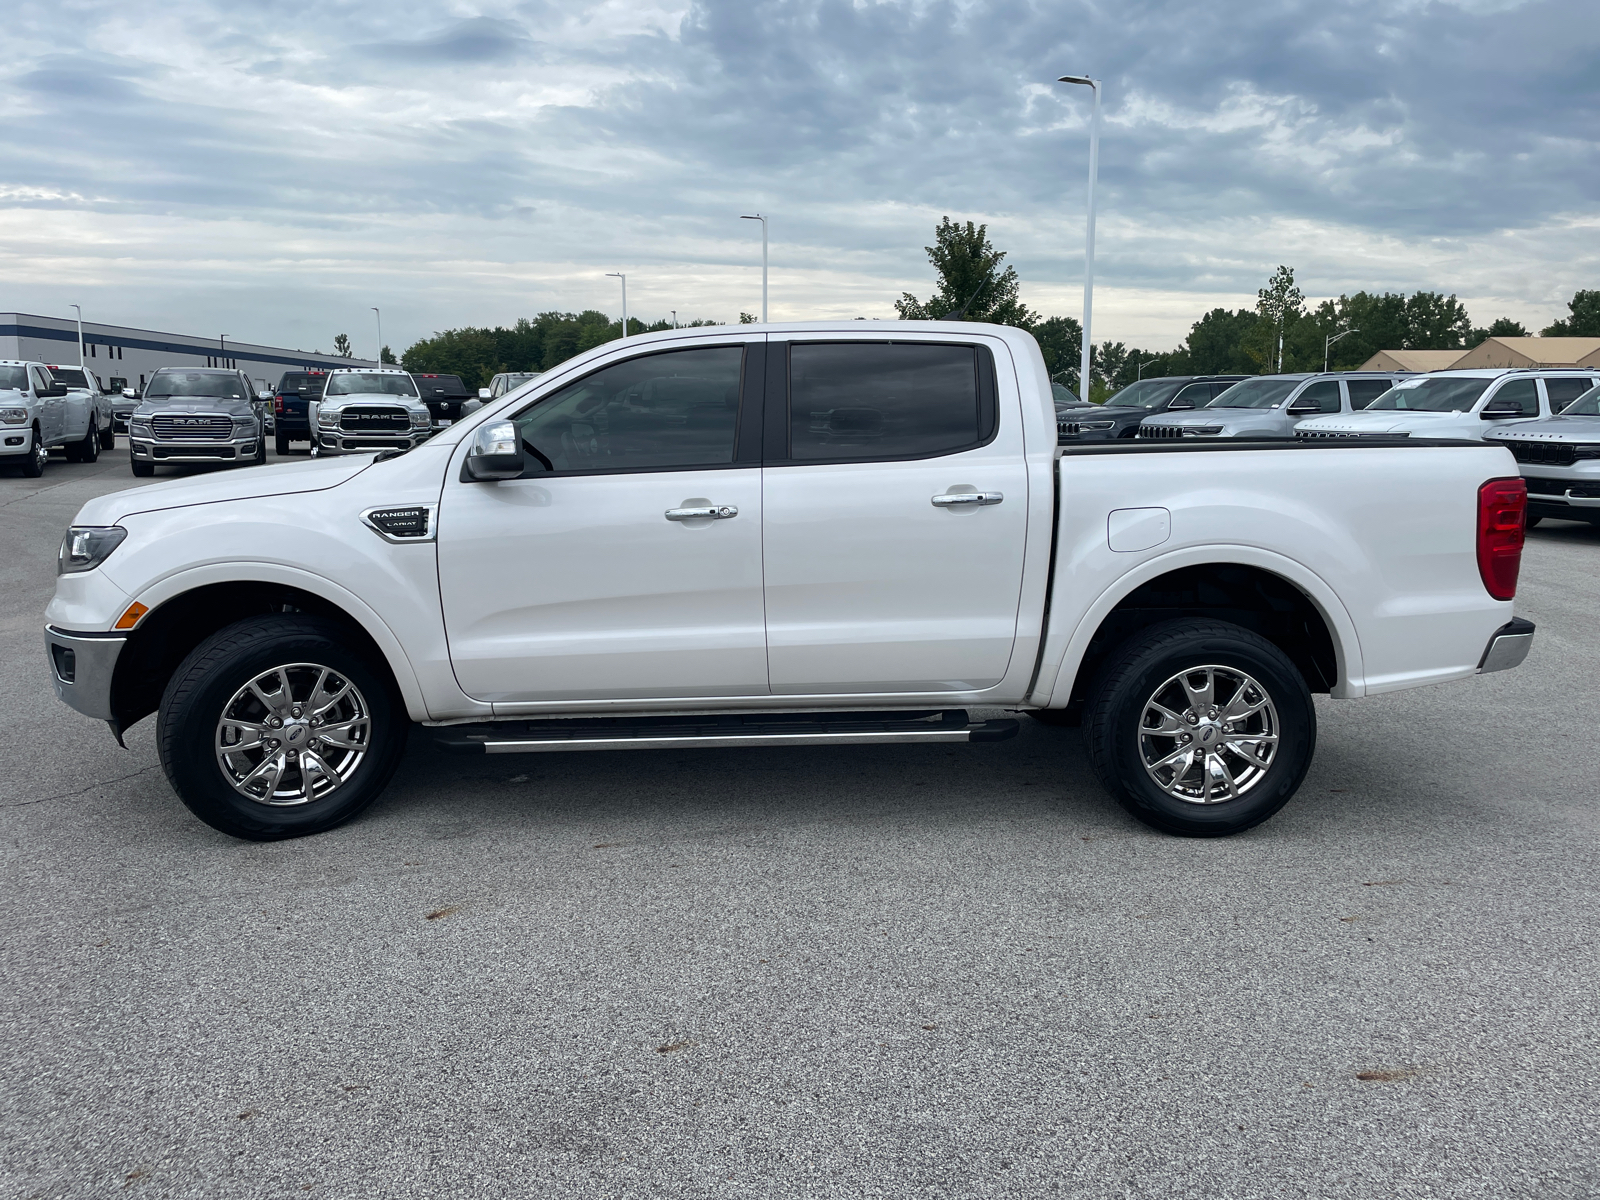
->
xmin=381 ymin=345 xmax=396 ymax=364
xmin=1542 ymin=289 xmax=1600 ymax=336
xmin=1032 ymin=315 xmax=1082 ymax=387
xmin=1403 ymin=291 xmax=1472 ymax=348
xmin=1243 ymin=266 xmax=1304 ymax=372
xmin=332 ymin=333 xmax=353 ymax=358
xmin=1183 ymin=308 xmax=1261 ymax=375
xmin=1467 ymin=318 xmax=1529 ymax=348
xmin=895 ymin=217 xmax=1034 ymax=326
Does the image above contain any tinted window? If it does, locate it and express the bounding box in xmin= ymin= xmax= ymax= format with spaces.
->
xmin=413 ymin=374 xmax=470 ymax=397
xmin=1346 ymin=379 xmax=1393 ymax=409
xmin=50 ymin=368 xmax=90 ymax=389
xmin=1562 ymin=385 xmax=1600 ymax=416
xmin=1208 ymin=378 xmax=1300 ymax=409
xmin=1106 ymin=379 xmax=1186 ymax=409
xmin=1169 ymin=382 xmax=1213 ymax=407
xmin=278 ymin=372 xmax=327 ymax=397
xmin=1544 ymin=377 xmax=1595 ymax=408
xmin=512 ymin=346 xmax=743 ymax=474
xmin=1492 ymin=378 xmax=1539 ymax=416
xmin=146 ymin=371 xmax=247 ymax=399
xmin=789 ymin=343 xmax=982 ymax=461
xmin=1369 ymin=377 xmax=1491 ymax=411
xmin=325 ymin=373 xmax=419 ymax=397
xmin=1296 ymin=380 xmax=1342 ymax=413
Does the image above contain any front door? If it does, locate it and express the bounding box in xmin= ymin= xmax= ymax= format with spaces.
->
xmin=760 ymin=338 xmax=1029 ymax=695
xmin=438 ymin=341 xmax=770 ymax=704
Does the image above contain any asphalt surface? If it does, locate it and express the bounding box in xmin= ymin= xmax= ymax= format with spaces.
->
xmin=2 ymin=441 xmax=1597 ymax=1200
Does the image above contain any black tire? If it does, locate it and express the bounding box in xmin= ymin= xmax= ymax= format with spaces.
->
xmin=66 ymin=418 xmax=99 ymax=463
xmin=157 ymin=615 xmax=408 ymax=841
xmin=253 ymin=428 xmax=267 ymax=465
xmin=275 ymin=429 xmax=291 ymax=456
xmin=130 ymin=448 xmax=154 ymax=477
xmin=1525 ymin=514 xmax=1543 ymax=529
xmin=1085 ymin=618 xmax=1316 ymax=838
xmin=20 ymin=427 xmax=47 ymax=477
xmin=100 ymin=421 xmax=116 ymax=450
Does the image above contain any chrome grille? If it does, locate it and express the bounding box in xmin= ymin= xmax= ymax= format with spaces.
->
xmin=1500 ymin=440 xmax=1578 ymax=466
xmin=151 ymin=413 xmax=232 ymax=441
xmin=338 ymin=405 xmax=410 ymax=432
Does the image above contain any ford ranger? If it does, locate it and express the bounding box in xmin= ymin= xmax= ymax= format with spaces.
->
xmin=43 ymin=323 xmax=1536 ymax=842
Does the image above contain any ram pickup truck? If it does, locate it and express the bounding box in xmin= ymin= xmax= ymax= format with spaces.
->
xmin=43 ymin=322 xmax=1536 ymax=843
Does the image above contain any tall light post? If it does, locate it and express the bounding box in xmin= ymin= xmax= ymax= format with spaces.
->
xmin=371 ymin=308 xmax=383 ymax=365
xmin=70 ymin=304 xmax=85 ymax=367
xmin=220 ymin=333 xmax=229 ymax=369
xmin=740 ymin=213 xmax=768 ymax=323
xmin=1324 ymin=328 xmax=1359 ymax=373
xmin=671 ymin=309 xmax=678 ymax=329
xmin=606 ymin=273 xmax=628 ymax=338
xmin=1058 ymin=75 xmax=1100 ymax=400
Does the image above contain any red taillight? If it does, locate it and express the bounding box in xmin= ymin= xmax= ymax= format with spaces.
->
xmin=1477 ymin=477 xmax=1527 ymax=601
xmin=274 ymin=396 xmax=284 ymax=413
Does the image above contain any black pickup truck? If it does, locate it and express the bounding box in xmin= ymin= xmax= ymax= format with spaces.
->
xmin=271 ymin=370 xmax=328 ymax=454
xmin=411 ymin=373 xmax=475 ymax=429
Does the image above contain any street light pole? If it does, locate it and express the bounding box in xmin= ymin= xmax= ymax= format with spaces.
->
xmin=372 ymin=308 xmax=383 ymax=365
xmin=606 ymin=273 xmax=628 ymax=337
xmin=70 ymin=304 xmax=84 ymax=367
xmin=1324 ymin=328 xmax=1359 ymax=373
xmin=672 ymin=310 xmax=678 ymax=329
xmin=1058 ymin=75 xmax=1101 ymax=400
xmin=220 ymin=333 xmax=229 ymax=369
xmin=740 ymin=213 xmax=768 ymax=322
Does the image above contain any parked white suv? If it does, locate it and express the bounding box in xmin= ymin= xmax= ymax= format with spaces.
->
xmin=1294 ymin=369 xmax=1599 ymax=441
xmin=1 ymin=360 xmax=104 ymax=476
xmin=1484 ymin=382 xmax=1600 ymax=527
xmin=310 ymin=369 xmax=433 ymax=456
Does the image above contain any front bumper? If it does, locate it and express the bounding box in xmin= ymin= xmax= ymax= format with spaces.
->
xmin=1 ymin=425 xmax=36 ymax=456
xmin=130 ymin=435 xmax=257 ymax=462
xmin=1477 ymin=617 xmax=1536 ymax=674
xmin=315 ymin=428 xmax=431 ymax=455
xmin=44 ymin=626 xmax=126 ymax=721
xmin=1524 ymin=470 xmax=1600 ymax=513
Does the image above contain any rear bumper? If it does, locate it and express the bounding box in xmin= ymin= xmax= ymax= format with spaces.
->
xmin=1477 ymin=617 xmax=1535 ymax=674
xmin=44 ymin=626 xmax=126 ymax=721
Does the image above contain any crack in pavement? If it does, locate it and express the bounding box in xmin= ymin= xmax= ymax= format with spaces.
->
xmin=1 ymin=763 xmax=162 ymax=808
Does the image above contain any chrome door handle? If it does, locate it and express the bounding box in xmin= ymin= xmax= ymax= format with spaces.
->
xmin=931 ymin=492 xmax=1003 ymax=507
xmin=665 ymin=505 xmax=738 ymax=521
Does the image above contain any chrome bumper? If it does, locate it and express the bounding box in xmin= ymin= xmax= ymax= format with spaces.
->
xmin=44 ymin=626 xmax=126 ymax=721
xmin=315 ymin=430 xmax=429 ymax=454
xmin=1478 ymin=617 xmax=1535 ymax=674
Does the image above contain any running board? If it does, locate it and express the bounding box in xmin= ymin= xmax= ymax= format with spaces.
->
xmin=434 ymin=709 xmax=1020 ymax=755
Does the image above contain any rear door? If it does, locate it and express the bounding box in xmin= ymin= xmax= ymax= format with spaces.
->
xmin=759 ymin=337 xmax=1029 ymax=695
xmin=1346 ymin=378 xmax=1395 ymax=410
xmin=1541 ymin=376 xmax=1597 ymax=413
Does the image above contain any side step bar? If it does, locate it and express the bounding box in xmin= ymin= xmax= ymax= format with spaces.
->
xmin=434 ymin=709 xmax=1020 ymax=755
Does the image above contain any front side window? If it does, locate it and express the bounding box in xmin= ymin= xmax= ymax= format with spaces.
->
xmin=145 ymin=371 xmax=246 ymax=399
xmin=1207 ymin=378 xmax=1299 ymax=409
xmin=1296 ymin=381 xmax=1342 ymax=413
xmin=788 ymin=342 xmax=985 ymax=461
xmin=30 ymin=367 xmax=53 ymax=393
xmin=1490 ymin=378 xmax=1539 ymax=416
xmin=510 ymin=345 xmax=744 ymax=474
xmin=1347 ymin=379 xmax=1393 ymax=409
xmin=325 ymin=372 xmax=419 ymax=398
xmin=1561 ymin=385 xmax=1600 ymax=416
xmin=1544 ymin=377 xmax=1596 ymax=409
xmin=1368 ymin=377 xmax=1492 ymax=411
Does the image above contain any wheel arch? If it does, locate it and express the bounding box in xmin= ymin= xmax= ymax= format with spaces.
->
xmin=109 ymin=566 xmax=428 ymax=736
xmin=1034 ymin=547 xmax=1365 ymax=713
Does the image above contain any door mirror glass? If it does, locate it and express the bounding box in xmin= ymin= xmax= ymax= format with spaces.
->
xmin=478 ymin=388 xmax=492 ymax=400
xmin=463 ymin=421 xmax=525 ymax=480
xmin=122 ymin=388 xmax=138 ymax=399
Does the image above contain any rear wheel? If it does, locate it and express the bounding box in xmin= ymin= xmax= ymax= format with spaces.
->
xmin=1525 ymin=514 xmax=1543 ymax=529
xmin=158 ymin=615 xmax=408 ymax=840
xmin=67 ymin=418 xmax=99 ymax=463
xmin=1085 ymin=619 xmax=1315 ymax=837
xmin=275 ymin=429 xmax=291 ymax=456
xmin=99 ymin=421 xmax=116 ymax=450
xmin=20 ymin=428 xmax=47 ymax=477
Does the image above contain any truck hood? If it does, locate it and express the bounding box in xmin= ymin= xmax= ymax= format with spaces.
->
xmin=136 ymin=398 xmax=257 ymax=416
xmin=1484 ymin=417 xmax=1600 ymax=444
xmin=1296 ymin=410 xmax=1460 ymax=435
xmin=1152 ymin=408 xmax=1278 ymax=430
xmin=73 ymin=455 xmax=375 ymax=525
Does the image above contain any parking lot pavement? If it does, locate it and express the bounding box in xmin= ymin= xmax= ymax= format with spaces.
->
xmin=3 ymin=444 xmax=1597 ymax=1200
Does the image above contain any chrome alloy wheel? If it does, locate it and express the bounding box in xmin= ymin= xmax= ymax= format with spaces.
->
xmin=214 ymin=663 xmax=372 ymax=806
xmin=1138 ymin=665 xmax=1279 ymax=805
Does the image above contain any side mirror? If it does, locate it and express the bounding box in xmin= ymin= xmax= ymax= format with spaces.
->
xmin=477 ymin=387 xmax=492 ymax=400
xmin=1167 ymin=397 xmax=1195 ymax=411
xmin=1480 ymin=398 xmax=1526 ymax=419
xmin=41 ymin=382 xmax=70 ymax=398
xmin=461 ymin=398 xmax=483 ymax=417
xmin=122 ymin=388 xmax=137 ymax=399
xmin=257 ymin=390 xmax=273 ymax=402
xmin=1287 ymin=397 xmax=1321 ymax=415
xmin=462 ymin=421 xmax=524 ymax=481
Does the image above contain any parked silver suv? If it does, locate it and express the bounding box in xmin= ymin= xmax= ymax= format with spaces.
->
xmin=309 ymin=369 xmax=433 ymax=456
xmin=1137 ymin=372 xmax=1405 ymax=440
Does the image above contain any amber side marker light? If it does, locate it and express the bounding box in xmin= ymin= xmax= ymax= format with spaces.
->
xmin=114 ymin=602 xmax=149 ymax=630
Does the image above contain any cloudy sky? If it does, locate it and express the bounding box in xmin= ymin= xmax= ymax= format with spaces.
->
xmin=3 ymin=0 xmax=1597 ymax=354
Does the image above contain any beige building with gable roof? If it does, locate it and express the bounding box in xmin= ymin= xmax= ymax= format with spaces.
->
xmin=1357 ymin=349 xmax=1468 ymax=372
xmin=1358 ymin=337 xmax=1600 ymax=373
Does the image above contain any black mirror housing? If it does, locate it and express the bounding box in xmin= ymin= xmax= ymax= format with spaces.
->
xmin=1287 ymin=399 xmax=1321 ymax=415
xmin=1167 ymin=398 xmax=1195 ymax=411
xmin=1480 ymin=401 xmax=1525 ymax=419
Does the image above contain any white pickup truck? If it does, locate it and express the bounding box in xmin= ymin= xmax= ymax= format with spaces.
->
xmin=44 ymin=323 xmax=1536 ymax=842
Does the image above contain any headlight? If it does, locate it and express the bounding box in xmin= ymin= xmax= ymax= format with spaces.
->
xmin=58 ymin=526 xmax=128 ymax=575
xmin=1076 ymin=420 xmax=1115 ymax=431
xmin=234 ymin=417 xmax=258 ymax=432
xmin=410 ymin=410 xmax=431 ymax=428
xmin=318 ymin=409 xmax=341 ymax=429
xmin=1184 ymin=426 xmax=1225 ymax=437
xmin=0 ymin=407 xmax=27 ymax=424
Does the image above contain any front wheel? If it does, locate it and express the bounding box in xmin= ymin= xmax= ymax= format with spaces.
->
xmin=21 ymin=428 xmax=47 ymax=477
xmin=1085 ymin=619 xmax=1315 ymax=837
xmin=130 ymin=448 xmax=154 ymax=477
xmin=158 ymin=615 xmax=408 ymax=840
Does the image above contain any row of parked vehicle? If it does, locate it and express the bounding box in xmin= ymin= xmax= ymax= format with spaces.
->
xmin=0 ymin=360 xmax=119 ymax=476
xmin=1057 ymin=367 xmax=1600 ymax=527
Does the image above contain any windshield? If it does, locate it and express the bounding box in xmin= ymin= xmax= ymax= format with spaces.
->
xmin=1105 ymin=379 xmax=1185 ymax=409
xmin=1051 ymin=383 xmax=1085 ymax=406
xmin=0 ymin=365 xmax=28 ymax=391
xmin=1367 ymin=377 xmax=1493 ymax=412
xmin=278 ymin=373 xmax=327 ymax=396
xmin=1561 ymin=385 xmax=1600 ymax=417
xmin=49 ymin=368 xmax=90 ymax=389
xmin=325 ymin=373 xmax=419 ymax=397
xmin=146 ymin=371 xmax=246 ymax=399
xmin=1207 ymin=378 xmax=1300 ymax=409
xmin=414 ymin=375 xmax=470 ymax=395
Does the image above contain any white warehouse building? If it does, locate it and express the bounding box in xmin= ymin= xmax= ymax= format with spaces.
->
xmin=1 ymin=312 xmax=379 ymax=395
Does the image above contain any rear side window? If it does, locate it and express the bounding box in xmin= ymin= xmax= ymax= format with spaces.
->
xmin=1297 ymin=380 xmax=1342 ymax=413
xmin=50 ymin=368 xmax=89 ymax=389
xmin=1544 ymin=377 xmax=1595 ymax=409
xmin=787 ymin=342 xmax=992 ymax=461
xmin=1346 ymin=379 xmax=1393 ymax=409
xmin=1491 ymin=379 xmax=1539 ymax=416
xmin=512 ymin=345 xmax=744 ymax=474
